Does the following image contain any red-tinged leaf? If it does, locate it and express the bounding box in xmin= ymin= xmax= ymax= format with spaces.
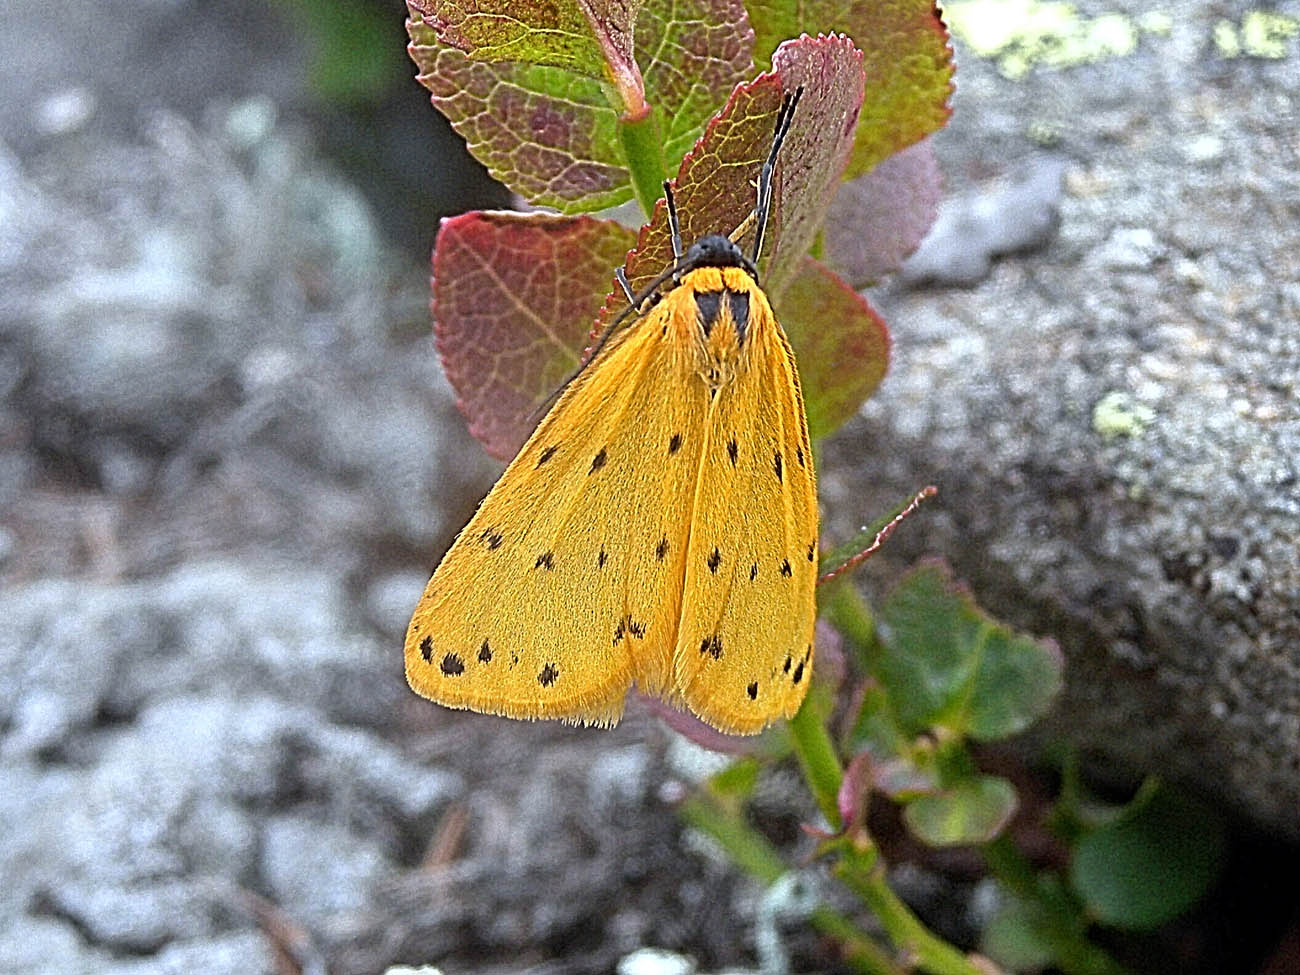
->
xmin=408 ymin=1 xmax=754 ymax=212
xmin=612 ymin=33 xmax=866 ymax=308
xmin=633 ymin=694 xmax=763 ymax=755
xmin=777 ymin=257 xmax=889 ymax=441
xmin=838 ymin=752 xmax=874 ymax=833
xmin=747 ymin=0 xmax=954 ymax=178
xmin=407 ymin=0 xmax=642 ymax=99
xmin=433 ymin=211 xmax=636 ymax=460
xmin=823 ymin=139 xmax=943 ymax=288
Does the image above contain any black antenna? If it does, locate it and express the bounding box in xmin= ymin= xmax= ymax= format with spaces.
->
xmin=751 ymin=86 xmax=803 ymax=267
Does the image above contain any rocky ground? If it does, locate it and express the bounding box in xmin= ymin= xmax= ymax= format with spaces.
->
xmin=2 ymin=0 xmax=1298 ymax=973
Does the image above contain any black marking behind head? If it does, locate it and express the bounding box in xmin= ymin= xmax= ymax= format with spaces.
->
xmin=695 ymin=289 xmax=723 ymax=336
xmin=726 ymin=290 xmax=750 ymax=345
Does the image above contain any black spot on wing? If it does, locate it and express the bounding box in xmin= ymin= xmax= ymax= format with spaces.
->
xmin=797 ymin=446 xmax=806 ymax=468
xmin=538 ymin=663 xmax=559 ymax=687
xmin=597 ymin=547 xmax=608 ymax=568
xmin=478 ymin=639 xmax=493 ymax=663
xmin=792 ymin=659 xmax=805 ymax=684
xmin=699 ymin=635 xmax=722 ymax=659
xmin=440 ymin=653 xmax=465 ymax=676
xmin=535 ymin=551 xmax=554 ymax=570
xmin=707 ymin=547 xmax=721 ymax=573
xmin=537 ymin=445 xmax=558 ymax=467
xmin=780 ymin=559 xmax=792 ymax=577
xmin=727 ymin=438 xmax=738 ymax=466
xmin=419 ymin=636 xmax=433 ymax=663
xmin=655 ymin=536 xmax=669 ymax=561
xmin=668 ymin=432 xmax=683 ymax=454
xmin=783 ymin=655 xmax=792 ymax=673
xmin=774 ymin=451 xmax=783 ymax=483
xmin=589 ymin=447 xmax=608 ymax=474
xmin=746 ymin=681 xmax=758 ymax=700
xmin=750 ymin=562 xmax=758 ymax=581
xmin=807 ymin=540 xmax=816 ymax=562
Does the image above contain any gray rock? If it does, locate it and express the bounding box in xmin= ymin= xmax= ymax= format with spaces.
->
xmin=832 ymin=3 xmax=1300 ymax=836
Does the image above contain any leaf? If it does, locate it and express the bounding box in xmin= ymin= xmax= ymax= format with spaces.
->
xmin=1071 ymin=784 xmax=1225 ymax=931
xmin=407 ymin=0 xmax=641 ymax=84
xmin=745 ymin=0 xmax=954 ymax=178
xmin=433 ymin=211 xmax=636 ymax=459
xmin=777 ymin=257 xmax=889 ymax=441
xmin=876 ymin=561 xmax=1062 ymax=740
xmin=612 ymin=32 xmax=867 ymax=309
xmin=408 ymin=0 xmax=755 ymax=212
xmin=980 ymin=894 xmax=1059 ymax=970
xmin=902 ymin=774 xmax=1017 ymax=846
xmin=822 ymin=139 xmax=943 ymax=287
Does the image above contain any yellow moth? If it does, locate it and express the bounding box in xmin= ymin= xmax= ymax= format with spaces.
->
xmin=406 ymin=90 xmax=816 ymax=735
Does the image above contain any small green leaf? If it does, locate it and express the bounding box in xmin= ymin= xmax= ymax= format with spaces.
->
xmin=902 ymin=774 xmax=1017 ymax=846
xmin=712 ymin=757 xmax=761 ymax=796
xmin=980 ymin=895 xmax=1058 ymax=970
xmin=876 ymin=561 xmax=1062 ymax=739
xmin=1071 ymin=784 xmax=1225 ymax=931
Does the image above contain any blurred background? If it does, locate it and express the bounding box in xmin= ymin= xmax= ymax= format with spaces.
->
xmin=3 ymin=0 xmax=1299 ymax=973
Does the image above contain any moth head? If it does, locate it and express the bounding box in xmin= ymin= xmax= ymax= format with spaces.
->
xmin=685 ymin=234 xmax=758 ymax=281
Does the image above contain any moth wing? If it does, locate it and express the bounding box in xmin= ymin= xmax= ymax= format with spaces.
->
xmin=405 ymin=307 xmax=710 ymax=726
xmin=672 ymin=308 xmax=818 ymax=734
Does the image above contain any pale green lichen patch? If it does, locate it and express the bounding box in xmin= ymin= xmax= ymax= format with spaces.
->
xmin=1093 ymin=391 xmax=1156 ymax=441
xmin=943 ymin=2 xmax=1298 ymax=77
xmin=941 ymin=0 xmax=1143 ymax=78
xmin=1215 ymin=11 xmax=1300 ymax=59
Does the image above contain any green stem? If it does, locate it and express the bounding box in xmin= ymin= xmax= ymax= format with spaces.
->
xmin=982 ymin=835 xmax=1132 ymax=975
xmin=618 ymin=110 xmax=667 ymax=221
xmin=822 ymin=581 xmax=885 ymax=664
xmin=681 ymin=795 xmax=904 ymax=975
xmin=836 ymin=847 xmax=987 ymax=975
xmin=789 ymin=692 xmax=844 ymax=828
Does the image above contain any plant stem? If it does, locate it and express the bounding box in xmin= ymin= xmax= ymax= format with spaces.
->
xmin=681 ymin=794 xmax=904 ymax=975
xmin=822 ymin=580 xmax=885 ymax=664
xmin=617 ymin=110 xmax=667 ymax=221
xmin=836 ymin=847 xmax=988 ymax=975
xmin=789 ymin=692 xmax=844 ymax=828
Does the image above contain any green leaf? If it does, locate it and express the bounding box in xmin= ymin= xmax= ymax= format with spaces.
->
xmin=1071 ymin=784 xmax=1225 ymax=931
xmin=613 ymin=34 xmax=866 ymax=304
xmin=980 ymin=894 xmax=1058 ymax=970
xmin=902 ymin=774 xmax=1017 ymax=846
xmin=778 ymin=257 xmax=889 ymax=441
xmin=408 ymin=0 xmax=755 ymax=212
xmin=745 ymin=0 xmax=954 ymax=178
xmin=407 ymin=0 xmax=641 ymax=83
xmin=876 ymin=561 xmax=1062 ymax=740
